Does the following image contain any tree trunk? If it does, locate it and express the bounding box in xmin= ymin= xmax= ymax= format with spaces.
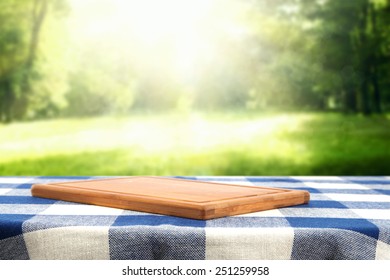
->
xmin=359 ymin=0 xmax=371 ymax=115
xmin=371 ymin=64 xmax=381 ymax=113
xmin=26 ymin=0 xmax=48 ymax=71
xmin=370 ymin=2 xmax=382 ymax=113
xmin=0 ymin=78 xmax=15 ymax=123
xmin=344 ymin=87 xmax=357 ymax=113
xmin=17 ymin=0 xmax=49 ymax=120
xmin=360 ymin=67 xmax=370 ymax=115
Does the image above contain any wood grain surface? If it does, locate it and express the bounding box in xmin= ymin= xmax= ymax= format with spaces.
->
xmin=31 ymin=176 xmax=310 ymax=219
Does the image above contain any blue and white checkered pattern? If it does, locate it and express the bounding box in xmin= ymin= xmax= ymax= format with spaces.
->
xmin=0 ymin=176 xmax=389 ymax=260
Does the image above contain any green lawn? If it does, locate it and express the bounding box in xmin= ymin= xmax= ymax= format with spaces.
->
xmin=0 ymin=112 xmax=389 ymax=176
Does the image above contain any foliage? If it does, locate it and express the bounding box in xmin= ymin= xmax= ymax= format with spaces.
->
xmin=0 ymin=0 xmax=389 ymax=122
xmin=0 ymin=0 xmax=69 ymax=122
xmin=300 ymin=0 xmax=390 ymax=114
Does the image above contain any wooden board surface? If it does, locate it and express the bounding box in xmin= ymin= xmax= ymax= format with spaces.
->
xmin=31 ymin=176 xmax=310 ymax=220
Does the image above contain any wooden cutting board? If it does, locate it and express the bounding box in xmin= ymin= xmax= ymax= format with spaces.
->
xmin=31 ymin=176 xmax=310 ymax=220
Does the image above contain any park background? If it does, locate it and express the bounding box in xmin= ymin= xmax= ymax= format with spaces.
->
xmin=0 ymin=0 xmax=389 ymax=176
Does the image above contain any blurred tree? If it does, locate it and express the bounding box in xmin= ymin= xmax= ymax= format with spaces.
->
xmin=300 ymin=0 xmax=390 ymax=114
xmin=0 ymin=0 xmax=27 ymax=122
xmin=0 ymin=0 xmax=68 ymax=122
xmin=370 ymin=0 xmax=390 ymax=112
xmin=1 ymin=0 xmax=389 ymax=121
xmin=237 ymin=0 xmax=326 ymax=111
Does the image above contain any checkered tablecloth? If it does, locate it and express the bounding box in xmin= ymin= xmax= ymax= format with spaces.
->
xmin=0 ymin=176 xmax=389 ymax=260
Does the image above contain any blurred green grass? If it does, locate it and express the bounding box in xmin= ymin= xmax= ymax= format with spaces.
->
xmin=0 ymin=112 xmax=389 ymax=175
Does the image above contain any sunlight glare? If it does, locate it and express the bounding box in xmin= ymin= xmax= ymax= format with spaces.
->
xmin=117 ymin=0 xmax=211 ymax=43
xmin=67 ymin=0 xmax=250 ymax=83
xmin=116 ymin=0 xmax=215 ymax=80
